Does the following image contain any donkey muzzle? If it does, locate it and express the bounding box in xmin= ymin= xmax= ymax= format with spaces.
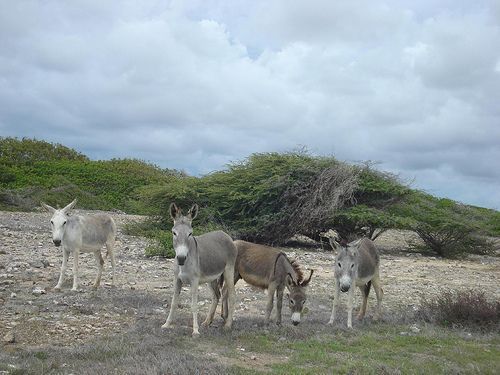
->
xmin=177 ymin=255 xmax=186 ymax=266
xmin=53 ymin=239 xmax=61 ymax=247
xmin=340 ymin=285 xmax=350 ymax=293
xmin=291 ymin=312 xmax=301 ymax=325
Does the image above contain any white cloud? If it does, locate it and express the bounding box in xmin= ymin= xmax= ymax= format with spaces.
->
xmin=0 ymin=0 xmax=499 ymax=209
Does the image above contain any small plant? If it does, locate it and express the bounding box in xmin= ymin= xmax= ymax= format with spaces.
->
xmin=417 ymin=289 xmax=500 ymax=329
xmin=145 ymin=230 xmax=175 ymax=258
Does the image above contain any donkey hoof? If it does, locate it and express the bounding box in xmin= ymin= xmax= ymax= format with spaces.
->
xmin=357 ymin=315 xmax=365 ymax=321
xmin=201 ymin=321 xmax=211 ymax=328
xmin=161 ymin=323 xmax=172 ymax=329
xmin=54 ymin=286 xmax=62 ymax=292
xmin=192 ymin=331 xmax=200 ymax=337
xmin=223 ymin=323 xmax=232 ymax=331
xmin=327 ymin=320 xmax=334 ymax=325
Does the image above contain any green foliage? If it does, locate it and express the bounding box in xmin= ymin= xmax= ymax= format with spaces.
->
xmin=391 ymin=191 xmax=495 ymax=257
xmin=0 ymin=138 xmax=178 ymax=213
xmin=145 ymin=230 xmax=175 ymax=258
xmin=2 ymin=137 xmax=498 ymax=258
xmin=0 ymin=137 xmax=88 ymax=164
xmin=144 ymin=151 xmax=359 ymax=244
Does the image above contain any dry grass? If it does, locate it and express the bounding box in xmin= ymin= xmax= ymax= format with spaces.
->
xmin=417 ymin=289 xmax=500 ymax=330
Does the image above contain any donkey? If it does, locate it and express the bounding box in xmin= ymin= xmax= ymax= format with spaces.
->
xmin=222 ymin=240 xmax=313 ymax=326
xmin=41 ymin=199 xmax=116 ymax=291
xmin=161 ymin=203 xmax=237 ymax=337
xmin=328 ymin=237 xmax=382 ymax=328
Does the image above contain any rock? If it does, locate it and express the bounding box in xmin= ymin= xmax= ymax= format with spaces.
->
xmin=32 ymin=287 xmax=46 ymax=295
xmin=3 ymin=331 xmax=15 ymax=343
xmin=410 ymin=324 xmax=420 ymax=334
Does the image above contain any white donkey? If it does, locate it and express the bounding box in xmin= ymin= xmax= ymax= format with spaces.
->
xmin=41 ymin=199 xmax=117 ymax=291
xmin=328 ymin=236 xmax=383 ymax=328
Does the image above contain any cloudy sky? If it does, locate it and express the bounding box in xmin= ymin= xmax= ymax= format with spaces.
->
xmin=1 ymin=1 xmax=499 ymax=209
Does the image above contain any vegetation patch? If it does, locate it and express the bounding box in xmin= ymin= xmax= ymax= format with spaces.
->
xmin=417 ymin=289 xmax=500 ymax=330
xmin=2 ymin=137 xmax=499 ymax=258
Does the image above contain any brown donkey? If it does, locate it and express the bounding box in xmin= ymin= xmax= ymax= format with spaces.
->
xmin=223 ymin=240 xmax=313 ymax=325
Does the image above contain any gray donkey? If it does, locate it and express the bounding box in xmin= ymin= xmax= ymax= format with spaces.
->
xmin=41 ymin=199 xmax=116 ymax=291
xmin=328 ymin=237 xmax=383 ymax=328
xmin=161 ymin=203 xmax=237 ymax=336
xmin=222 ymin=240 xmax=313 ymax=326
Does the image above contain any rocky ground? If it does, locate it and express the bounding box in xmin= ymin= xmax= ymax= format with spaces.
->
xmin=1 ymin=210 xmax=499 ymax=349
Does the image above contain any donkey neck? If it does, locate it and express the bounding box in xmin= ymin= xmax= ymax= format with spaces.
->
xmin=276 ymin=253 xmax=301 ymax=286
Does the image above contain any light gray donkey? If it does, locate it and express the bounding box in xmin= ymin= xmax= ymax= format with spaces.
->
xmin=328 ymin=237 xmax=383 ymax=328
xmin=41 ymin=199 xmax=116 ymax=291
xmin=161 ymin=203 xmax=237 ymax=337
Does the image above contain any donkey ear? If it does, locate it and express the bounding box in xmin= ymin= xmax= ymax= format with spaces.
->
xmin=300 ymin=269 xmax=314 ymax=287
xmin=169 ymin=203 xmax=181 ymax=220
xmin=41 ymin=202 xmax=56 ymax=213
xmin=187 ymin=204 xmax=198 ymax=220
xmin=62 ymin=199 xmax=77 ymax=213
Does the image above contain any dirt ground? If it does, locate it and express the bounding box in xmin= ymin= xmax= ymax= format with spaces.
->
xmin=1 ymin=210 xmax=499 ymax=349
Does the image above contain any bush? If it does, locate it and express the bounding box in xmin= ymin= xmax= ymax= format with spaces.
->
xmin=0 ymin=138 xmax=180 ymax=213
xmin=412 ymin=222 xmax=494 ymax=258
xmin=417 ymin=290 xmax=500 ymax=330
xmin=144 ymin=151 xmax=359 ymax=244
xmin=392 ymin=192 xmax=496 ymax=257
xmin=144 ymin=230 xmax=175 ymax=258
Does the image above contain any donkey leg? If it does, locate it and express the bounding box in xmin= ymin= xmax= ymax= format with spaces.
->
xmin=106 ymin=241 xmax=116 ymax=286
xmin=92 ymin=251 xmax=104 ymax=289
xmin=276 ymin=285 xmax=285 ymax=326
xmin=162 ymin=278 xmax=182 ymax=329
xmin=202 ymin=280 xmax=220 ymax=327
xmin=71 ymin=250 xmax=80 ymax=291
xmin=223 ymin=265 xmax=236 ymax=330
xmin=190 ymin=279 xmax=200 ymax=336
xmin=347 ymin=286 xmax=355 ymax=328
xmin=265 ymin=282 xmax=277 ymax=326
xmin=357 ymin=281 xmax=371 ymax=321
xmin=55 ymin=248 xmax=69 ymax=290
xmin=328 ymin=279 xmax=340 ymax=325
xmin=222 ymin=272 xmax=240 ymax=321
xmin=372 ymin=275 xmax=383 ymax=320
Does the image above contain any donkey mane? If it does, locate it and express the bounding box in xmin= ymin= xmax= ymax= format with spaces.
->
xmin=290 ymin=259 xmax=304 ymax=284
xmin=277 ymin=252 xmax=304 ymax=284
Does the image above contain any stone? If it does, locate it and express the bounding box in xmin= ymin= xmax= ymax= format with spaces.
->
xmin=32 ymin=287 xmax=46 ymax=295
xmin=3 ymin=331 xmax=15 ymax=343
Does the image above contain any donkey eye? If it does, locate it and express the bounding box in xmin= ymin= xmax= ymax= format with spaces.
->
xmin=351 ymin=264 xmax=354 ymax=268
xmin=188 ymin=233 xmax=192 ymax=237
xmin=63 ymin=221 xmax=67 ymax=225
xmin=338 ymin=262 xmax=341 ymax=268
xmin=50 ymin=220 xmax=54 ymax=225
xmin=290 ymin=300 xmax=295 ymax=305
xmin=172 ymin=231 xmax=177 ymax=236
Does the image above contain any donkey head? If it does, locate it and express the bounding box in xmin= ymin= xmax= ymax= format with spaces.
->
xmin=285 ymin=270 xmax=314 ymax=325
xmin=330 ymin=238 xmax=361 ymax=293
xmin=170 ymin=203 xmax=198 ymax=266
xmin=41 ymin=199 xmax=77 ymax=247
